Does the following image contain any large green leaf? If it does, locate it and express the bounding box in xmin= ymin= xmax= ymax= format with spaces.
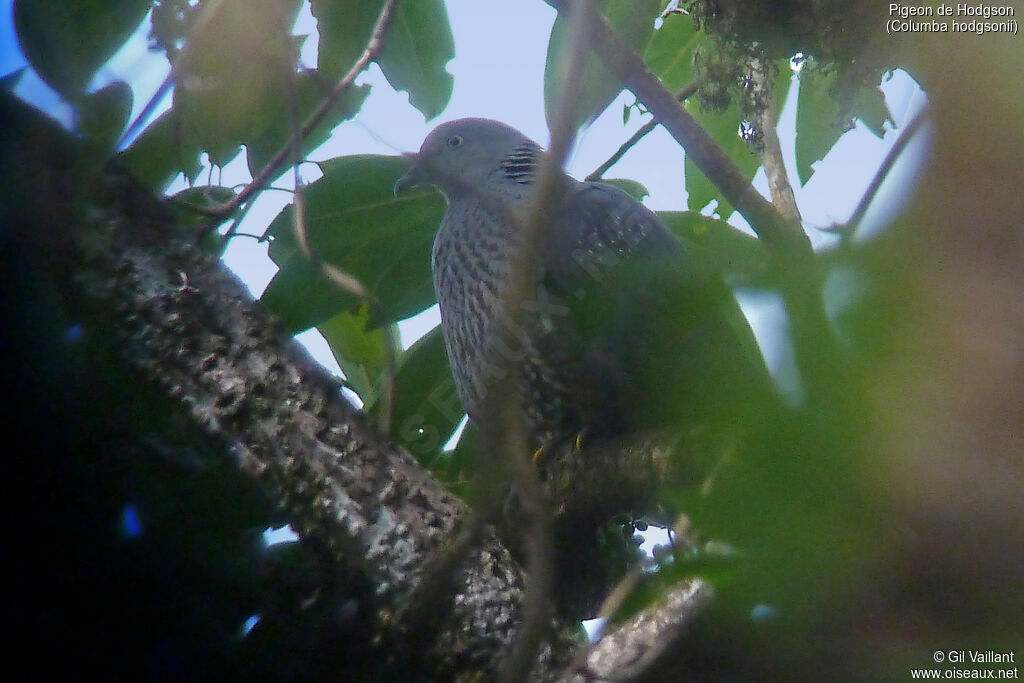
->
xmin=853 ymin=85 xmax=893 ymax=139
xmin=384 ymin=326 xmax=463 ymax=459
xmin=658 ymin=211 xmax=767 ymax=281
xmin=684 ymin=61 xmax=792 ymax=219
xmin=310 ymin=0 xmax=378 ymax=75
xmin=377 ymin=0 xmax=454 ymax=120
xmin=313 ymin=0 xmax=454 ymax=121
xmin=260 ymin=154 xmax=445 ymax=333
xmin=795 ymin=67 xmax=842 ymax=185
xmin=1 ymin=67 xmax=27 ymax=91
xmin=599 ymin=178 xmax=650 ymax=201
xmin=683 ymin=99 xmax=759 ymax=219
xmin=173 ymin=0 xmax=303 ymax=168
xmin=644 ymin=11 xmax=703 ymax=92
xmin=14 ymin=0 xmax=151 ymax=98
xmin=318 ymin=304 xmax=390 ymax=404
xmin=76 ymin=81 xmax=133 ymax=159
xmin=245 ymin=74 xmax=370 ymax=177
xmin=544 ymin=0 xmax=662 ymax=132
xmin=118 ymin=109 xmax=203 ymax=190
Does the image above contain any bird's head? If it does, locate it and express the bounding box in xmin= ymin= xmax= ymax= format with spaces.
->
xmin=394 ymin=118 xmax=543 ymax=200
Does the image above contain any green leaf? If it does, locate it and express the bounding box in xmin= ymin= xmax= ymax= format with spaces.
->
xmin=682 ymin=56 xmax=795 ymax=220
xmin=168 ymin=186 xmax=238 ymax=248
xmin=683 ymin=100 xmax=758 ymax=219
xmin=644 ymin=11 xmax=703 ymax=92
xmin=318 ymin=304 xmax=389 ymax=403
xmin=245 ymin=74 xmax=370 ymax=177
xmin=13 ymin=0 xmax=151 ymax=98
xmin=260 ymin=154 xmax=446 ymax=333
xmin=378 ymin=0 xmax=455 ymax=121
xmin=385 ymin=326 xmax=463 ymax=458
xmin=682 ymin=60 xmax=791 ymax=220
xmin=853 ymin=86 xmax=892 ymax=139
xmin=599 ymin=178 xmax=650 ymax=201
xmin=658 ymin=211 xmax=767 ymax=281
xmin=544 ymin=0 xmax=662 ymax=132
xmin=443 ymin=420 xmax=478 ymax=500
xmin=173 ymin=0 xmax=303 ymax=167
xmin=118 ymin=109 xmax=203 ymax=190
xmin=311 ymin=0 xmax=378 ymax=76
xmin=795 ymin=67 xmax=842 ymax=185
xmin=313 ymin=0 xmax=454 ymax=121
xmin=76 ymin=81 xmax=132 ymax=159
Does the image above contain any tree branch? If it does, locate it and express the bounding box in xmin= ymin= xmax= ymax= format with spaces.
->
xmin=4 ymin=90 xmax=543 ymax=681
xmin=565 ymin=579 xmax=711 ymax=683
xmin=550 ymin=0 xmax=811 ymax=263
xmin=750 ymin=58 xmax=801 ymax=223
xmin=823 ymin=104 xmax=930 ymax=235
xmin=585 ymin=80 xmax=701 ymax=182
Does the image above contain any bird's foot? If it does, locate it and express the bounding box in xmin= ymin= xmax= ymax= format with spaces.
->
xmin=532 ymin=431 xmax=585 ymax=466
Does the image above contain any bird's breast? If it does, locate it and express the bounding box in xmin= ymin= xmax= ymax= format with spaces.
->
xmin=431 ymin=200 xmax=521 ymax=417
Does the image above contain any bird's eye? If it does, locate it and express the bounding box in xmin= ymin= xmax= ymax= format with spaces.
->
xmin=446 ymin=135 xmax=464 ymax=148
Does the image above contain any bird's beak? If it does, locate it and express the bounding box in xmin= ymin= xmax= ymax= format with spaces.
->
xmin=394 ymin=153 xmax=423 ymax=195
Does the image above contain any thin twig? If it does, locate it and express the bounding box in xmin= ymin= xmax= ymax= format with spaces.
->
xmin=190 ymin=0 xmax=401 ymax=225
xmin=218 ymin=193 xmax=257 ymax=247
xmin=585 ymin=80 xmax=701 ymax=182
xmin=822 ymin=104 xmax=930 ymax=234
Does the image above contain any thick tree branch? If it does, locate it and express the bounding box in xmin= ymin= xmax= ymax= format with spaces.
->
xmin=750 ymin=59 xmax=801 ymax=223
xmin=564 ymin=578 xmax=711 ymax=683
xmin=3 ymin=92 xmax=544 ymax=682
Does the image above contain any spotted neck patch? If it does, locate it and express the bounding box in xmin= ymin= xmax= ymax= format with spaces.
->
xmin=500 ymin=142 xmax=542 ymax=185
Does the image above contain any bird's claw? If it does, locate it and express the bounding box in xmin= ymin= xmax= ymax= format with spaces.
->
xmin=532 ymin=432 xmax=584 ymax=466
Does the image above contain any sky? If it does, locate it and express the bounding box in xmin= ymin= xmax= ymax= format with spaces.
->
xmin=2 ymin=0 xmax=928 ymax=386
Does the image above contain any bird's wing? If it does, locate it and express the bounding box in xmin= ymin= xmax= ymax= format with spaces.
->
xmin=523 ymin=182 xmax=690 ymax=442
xmin=541 ymin=181 xmax=684 ymax=289
xmin=534 ymin=180 xmax=774 ymax=438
